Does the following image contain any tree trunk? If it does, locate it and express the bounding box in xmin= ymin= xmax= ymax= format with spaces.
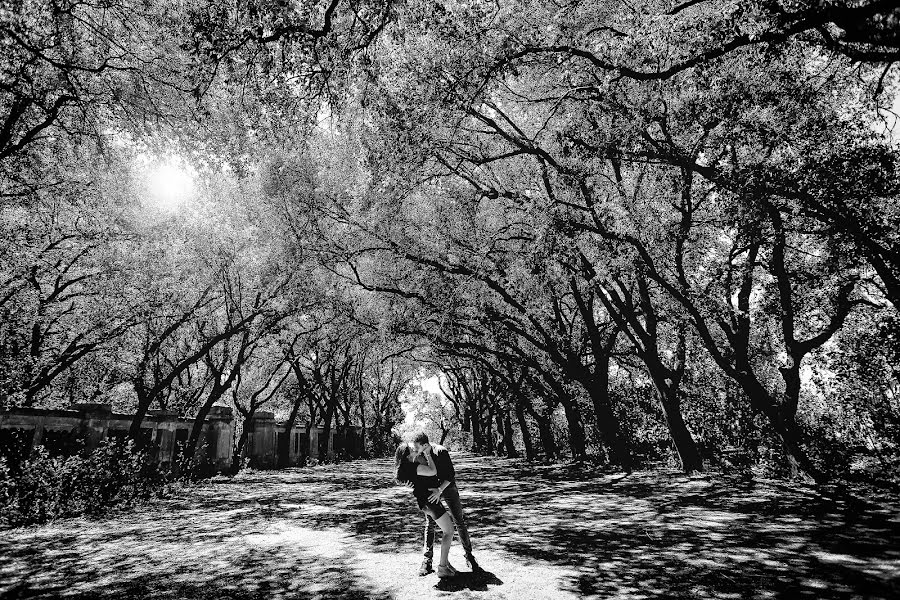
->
xmin=232 ymin=408 xmax=255 ymax=472
xmin=185 ymin=383 xmax=230 ymax=463
xmin=514 ymin=399 xmax=535 ymax=461
xmin=485 ymin=398 xmax=495 ymax=455
xmin=462 ymin=395 xmax=472 ymax=433
xmin=370 ymin=403 xmax=382 ymax=456
xmin=278 ymin=393 xmax=304 ymax=467
xmin=469 ymin=396 xmax=483 ymax=452
xmin=570 ymin=283 xmax=631 ymax=468
xmin=129 ymin=383 xmax=153 ymax=444
xmin=657 ymin=384 xmax=703 ymax=473
xmin=779 ymin=417 xmax=822 ymax=482
xmin=561 ymin=400 xmax=587 ymax=459
xmin=741 ymin=375 xmax=825 ymax=482
xmin=358 ymin=391 xmax=368 ymax=458
xmin=637 ymin=320 xmax=703 ymax=474
xmin=534 ymin=408 xmax=557 ymax=459
xmin=586 ymin=367 xmax=633 ymax=472
xmin=494 ymin=410 xmax=507 ymax=456
xmin=502 ymin=406 xmax=517 ymax=458
xmin=305 ymin=418 xmax=314 ymax=459
xmin=320 ymin=402 xmax=335 ymax=459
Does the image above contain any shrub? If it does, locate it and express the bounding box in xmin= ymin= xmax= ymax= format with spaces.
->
xmin=0 ymin=438 xmax=175 ymax=528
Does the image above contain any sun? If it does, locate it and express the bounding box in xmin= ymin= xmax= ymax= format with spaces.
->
xmin=148 ymin=159 xmax=195 ymax=210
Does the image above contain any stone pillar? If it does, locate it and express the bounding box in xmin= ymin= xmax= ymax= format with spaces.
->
xmin=69 ymin=402 xmax=112 ymax=450
xmin=326 ymin=428 xmax=334 ymax=460
xmin=308 ymin=427 xmax=319 ymax=460
xmin=32 ymin=416 xmax=45 ymax=448
xmin=149 ymin=410 xmax=180 ymax=466
xmin=248 ymin=411 xmax=276 ymax=469
xmin=206 ymin=405 xmax=233 ymax=472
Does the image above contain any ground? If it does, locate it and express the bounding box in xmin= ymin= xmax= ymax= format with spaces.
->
xmin=1 ymin=455 xmax=899 ymax=599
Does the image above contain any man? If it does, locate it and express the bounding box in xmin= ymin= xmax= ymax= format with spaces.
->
xmin=409 ymin=432 xmax=482 ymax=576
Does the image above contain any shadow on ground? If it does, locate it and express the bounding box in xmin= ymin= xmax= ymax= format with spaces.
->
xmin=435 ymin=569 xmax=503 ymax=593
xmin=1 ymin=455 xmax=898 ymax=599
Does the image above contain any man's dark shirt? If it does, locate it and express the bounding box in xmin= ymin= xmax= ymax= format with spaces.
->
xmin=432 ymin=445 xmax=456 ymax=485
xmin=400 ymin=446 xmax=456 ymax=487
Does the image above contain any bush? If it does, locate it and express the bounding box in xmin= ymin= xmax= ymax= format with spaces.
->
xmin=0 ymin=438 xmax=175 ymax=528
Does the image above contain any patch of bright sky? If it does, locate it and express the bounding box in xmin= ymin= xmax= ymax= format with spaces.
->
xmin=147 ymin=157 xmax=195 ymax=211
xmin=100 ymin=128 xmax=199 ymax=212
xmin=137 ymin=154 xmax=196 ymax=212
xmin=395 ymin=374 xmax=445 ymax=436
xmin=419 ymin=375 xmax=442 ymax=394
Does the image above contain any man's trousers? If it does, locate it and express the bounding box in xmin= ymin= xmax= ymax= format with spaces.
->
xmin=422 ymin=483 xmax=473 ymax=558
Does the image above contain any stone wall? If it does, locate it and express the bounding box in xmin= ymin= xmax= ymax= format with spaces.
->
xmin=0 ymin=402 xmax=234 ymax=472
xmin=243 ymin=412 xmax=365 ymax=468
xmin=0 ymin=403 xmax=367 ymax=473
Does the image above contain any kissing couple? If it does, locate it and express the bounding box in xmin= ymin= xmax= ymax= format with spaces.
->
xmin=394 ymin=432 xmax=482 ymax=578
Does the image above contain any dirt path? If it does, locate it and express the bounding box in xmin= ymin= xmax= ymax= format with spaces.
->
xmin=1 ymin=455 xmax=898 ymax=599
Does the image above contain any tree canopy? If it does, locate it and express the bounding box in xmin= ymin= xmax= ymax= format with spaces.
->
xmin=2 ymin=0 xmax=898 ymax=481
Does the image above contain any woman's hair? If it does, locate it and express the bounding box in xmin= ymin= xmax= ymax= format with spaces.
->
xmin=394 ymin=444 xmax=413 ymax=484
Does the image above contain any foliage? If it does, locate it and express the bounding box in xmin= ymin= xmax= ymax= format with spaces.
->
xmin=2 ymin=0 xmax=899 ymax=486
xmin=0 ymin=438 xmax=175 ymax=528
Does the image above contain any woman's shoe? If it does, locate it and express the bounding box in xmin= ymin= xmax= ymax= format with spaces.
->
xmin=418 ymin=558 xmax=433 ymax=576
xmin=437 ymin=563 xmax=458 ymax=578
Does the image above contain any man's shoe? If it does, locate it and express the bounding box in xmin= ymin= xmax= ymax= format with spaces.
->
xmin=437 ymin=563 xmax=458 ymax=578
xmin=466 ymin=554 xmax=483 ymax=573
xmin=418 ymin=558 xmax=433 ymax=576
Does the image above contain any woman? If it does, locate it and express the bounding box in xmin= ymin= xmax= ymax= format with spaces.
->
xmin=395 ymin=442 xmax=458 ymax=578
